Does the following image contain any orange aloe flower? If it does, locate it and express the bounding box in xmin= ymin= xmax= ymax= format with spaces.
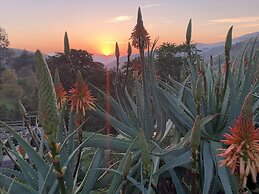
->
xmin=69 ymin=71 xmax=95 ymax=116
xmin=218 ymin=93 xmax=259 ymax=188
xmin=55 ymin=84 xmax=67 ymax=109
xmin=130 ymin=7 xmax=150 ymax=51
xmin=54 ymin=69 xmax=67 ymax=109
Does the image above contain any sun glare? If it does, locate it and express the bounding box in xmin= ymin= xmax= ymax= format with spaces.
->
xmin=102 ymin=46 xmax=112 ymax=56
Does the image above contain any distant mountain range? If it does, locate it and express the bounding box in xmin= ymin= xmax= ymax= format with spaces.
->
xmin=9 ymin=31 xmax=259 ymax=69
xmin=197 ymin=31 xmax=259 ymax=64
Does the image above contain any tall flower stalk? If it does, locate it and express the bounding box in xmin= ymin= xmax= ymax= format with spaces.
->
xmin=69 ymin=70 xmax=95 ymax=178
xmin=123 ymin=42 xmax=132 ymax=90
xmin=130 ymin=7 xmax=152 ymax=137
xmin=35 ymin=50 xmax=67 ymax=194
xmin=218 ymin=93 xmax=259 ymax=189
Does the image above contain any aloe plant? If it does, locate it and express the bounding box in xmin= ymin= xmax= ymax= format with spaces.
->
xmin=0 ymin=7 xmax=258 ymax=194
xmin=0 ymin=34 xmax=106 ymax=194
xmin=155 ymin=20 xmax=259 ymax=193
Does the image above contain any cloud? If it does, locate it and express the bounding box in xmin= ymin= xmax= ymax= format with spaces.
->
xmin=106 ymin=16 xmax=132 ymax=23
xmin=142 ymin=4 xmax=162 ymax=9
xmin=239 ymin=23 xmax=259 ymax=28
xmin=210 ymin=16 xmax=259 ymax=24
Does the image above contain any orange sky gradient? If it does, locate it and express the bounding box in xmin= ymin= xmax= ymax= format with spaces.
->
xmin=1 ymin=0 xmax=259 ymax=56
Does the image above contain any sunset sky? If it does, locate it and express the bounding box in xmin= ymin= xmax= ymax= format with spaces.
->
xmin=1 ymin=0 xmax=259 ymax=56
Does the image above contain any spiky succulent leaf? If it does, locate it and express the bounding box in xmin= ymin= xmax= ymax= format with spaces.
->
xmin=190 ymin=115 xmax=201 ymax=152
xmin=18 ymin=100 xmax=27 ymax=118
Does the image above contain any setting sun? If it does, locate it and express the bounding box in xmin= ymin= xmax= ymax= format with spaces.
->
xmin=102 ymin=46 xmax=113 ymax=56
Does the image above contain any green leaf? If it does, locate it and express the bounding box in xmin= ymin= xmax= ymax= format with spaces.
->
xmin=83 ymin=132 xmax=134 ymax=152
xmin=138 ymin=129 xmax=151 ymax=175
xmin=152 ymin=150 xmax=191 ymax=180
xmin=237 ymin=38 xmax=258 ymax=108
xmin=94 ymin=108 xmax=138 ymax=138
xmin=155 ymin=86 xmax=193 ymax=134
xmin=0 ymin=168 xmax=24 ymax=180
xmin=77 ymin=148 xmax=104 ymax=194
xmin=96 ymin=168 xmax=147 ymax=193
xmin=210 ymin=141 xmax=233 ymax=194
xmin=4 ymin=148 xmax=38 ymax=190
xmin=202 ymin=141 xmax=214 ymax=194
xmin=38 ymin=164 xmax=55 ymax=194
xmin=0 ymin=173 xmax=37 ymax=194
xmin=91 ymin=84 xmax=133 ymax=127
xmin=0 ymin=123 xmax=50 ymax=182
xmin=125 ymin=87 xmax=137 ymax=116
xmin=108 ymin=138 xmax=136 ymax=194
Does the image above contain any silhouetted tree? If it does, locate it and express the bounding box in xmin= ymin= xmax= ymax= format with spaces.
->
xmin=47 ymin=49 xmax=115 ymax=131
xmin=155 ymin=42 xmax=200 ymax=81
xmin=0 ymin=26 xmax=10 ymax=67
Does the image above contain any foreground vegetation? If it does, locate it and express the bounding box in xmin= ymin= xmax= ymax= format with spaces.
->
xmin=0 ymin=7 xmax=259 ymax=194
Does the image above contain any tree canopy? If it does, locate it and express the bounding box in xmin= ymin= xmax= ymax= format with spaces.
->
xmin=155 ymin=42 xmax=200 ymax=81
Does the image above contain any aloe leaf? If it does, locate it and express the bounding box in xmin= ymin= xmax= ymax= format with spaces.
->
xmin=94 ymin=108 xmax=138 ymax=137
xmin=96 ymin=168 xmax=147 ymax=193
xmin=159 ymin=120 xmax=173 ymax=143
xmin=135 ymin=79 xmax=144 ymax=128
xmin=162 ymin=78 xmax=196 ymax=116
xmin=210 ymin=141 xmax=233 ymax=194
xmin=38 ymin=164 xmax=55 ymax=194
xmin=155 ymin=87 xmax=193 ymax=134
xmin=236 ymin=40 xmax=250 ymax=92
xmin=238 ymin=39 xmax=258 ymax=108
xmin=4 ymin=148 xmax=38 ymax=190
xmin=0 ymin=173 xmax=37 ymax=194
xmin=83 ymin=132 xmax=133 ymax=151
xmin=201 ymin=114 xmax=220 ymax=128
xmin=67 ymin=111 xmax=75 ymax=156
xmin=0 ymin=168 xmax=24 ymax=180
xmin=138 ymin=129 xmax=151 ymax=175
xmin=159 ymin=81 xmax=195 ymax=119
xmin=77 ymin=148 xmax=104 ymax=194
xmin=91 ymin=84 xmax=132 ymax=126
xmin=93 ymin=171 xmax=114 ymax=189
xmin=149 ymin=84 xmax=165 ymax=141
xmin=169 ymin=169 xmax=185 ymax=194
xmin=206 ymin=64 xmax=216 ymax=114
xmin=0 ymin=123 xmax=49 ymax=180
xmin=108 ymin=138 xmax=136 ymax=194
xmin=225 ymin=71 xmax=238 ymax=132
xmin=178 ymin=76 xmax=189 ymax=102
xmin=202 ymin=141 xmax=214 ymax=194
xmin=125 ymin=87 xmax=137 ymax=116
xmin=152 ymin=150 xmax=191 ymax=180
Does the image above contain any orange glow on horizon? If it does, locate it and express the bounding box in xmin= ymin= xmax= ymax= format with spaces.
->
xmin=102 ymin=46 xmax=113 ymax=56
